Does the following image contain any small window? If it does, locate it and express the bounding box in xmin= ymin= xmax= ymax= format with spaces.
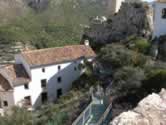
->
xmin=74 ymin=66 xmax=77 ymax=71
xmin=41 ymin=79 xmax=47 ymax=88
xmin=3 ymin=101 xmax=8 ymax=107
xmin=42 ymin=68 xmax=45 ymax=73
xmin=24 ymin=96 xmax=31 ymax=106
xmin=24 ymin=84 xmax=29 ymax=89
xmin=58 ymin=65 xmax=61 ymax=71
xmin=57 ymin=77 xmax=62 ymax=83
xmin=162 ymin=8 xmax=166 ymax=18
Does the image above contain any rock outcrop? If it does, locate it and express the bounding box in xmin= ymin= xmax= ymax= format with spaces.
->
xmin=110 ymin=89 xmax=166 ymax=125
xmin=108 ymin=2 xmax=152 ymax=41
xmin=83 ymin=2 xmax=153 ymax=45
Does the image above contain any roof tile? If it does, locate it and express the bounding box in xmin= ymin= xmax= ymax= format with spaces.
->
xmin=21 ymin=45 xmax=96 ymax=67
xmin=0 ymin=64 xmax=30 ymax=87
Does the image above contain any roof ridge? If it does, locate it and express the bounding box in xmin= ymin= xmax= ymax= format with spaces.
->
xmin=21 ymin=44 xmax=85 ymax=54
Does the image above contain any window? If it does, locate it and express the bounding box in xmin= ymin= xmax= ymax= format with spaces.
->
xmin=57 ymin=77 xmax=62 ymax=83
xmin=74 ymin=66 xmax=77 ymax=71
xmin=41 ymin=79 xmax=47 ymax=88
xmin=42 ymin=68 xmax=45 ymax=73
xmin=162 ymin=8 xmax=166 ymax=18
xmin=3 ymin=101 xmax=8 ymax=107
xmin=24 ymin=84 xmax=29 ymax=89
xmin=58 ymin=65 xmax=61 ymax=71
xmin=24 ymin=96 xmax=31 ymax=106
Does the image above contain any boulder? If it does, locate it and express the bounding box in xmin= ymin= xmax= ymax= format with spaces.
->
xmin=110 ymin=89 xmax=166 ymax=125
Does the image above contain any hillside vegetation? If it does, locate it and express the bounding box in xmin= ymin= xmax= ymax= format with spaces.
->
xmin=0 ymin=0 xmax=107 ymax=49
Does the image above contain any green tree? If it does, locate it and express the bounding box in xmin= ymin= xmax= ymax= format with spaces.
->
xmin=98 ymin=44 xmax=148 ymax=69
xmin=111 ymin=66 xmax=145 ymax=96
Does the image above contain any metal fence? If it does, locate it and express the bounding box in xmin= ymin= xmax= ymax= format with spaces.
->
xmin=72 ymin=102 xmax=93 ymax=125
xmin=96 ymin=102 xmax=112 ymax=125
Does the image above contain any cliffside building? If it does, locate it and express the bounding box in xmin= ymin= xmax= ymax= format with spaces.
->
xmin=154 ymin=0 xmax=166 ymax=37
xmin=0 ymin=44 xmax=96 ymax=114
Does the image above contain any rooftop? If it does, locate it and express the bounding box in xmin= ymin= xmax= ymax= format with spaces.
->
xmin=21 ymin=45 xmax=96 ymax=67
xmin=0 ymin=64 xmax=30 ymax=87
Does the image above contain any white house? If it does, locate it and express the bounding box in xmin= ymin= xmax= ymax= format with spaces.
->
xmin=153 ymin=0 xmax=166 ymax=37
xmin=0 ymin=44 xmax=96 ymax=113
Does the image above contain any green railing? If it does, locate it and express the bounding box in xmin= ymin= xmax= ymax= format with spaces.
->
xmin=96 ymin=102 xmax=112 ymax=125
xmin=72 ymin=102 xmax=93 ymax=125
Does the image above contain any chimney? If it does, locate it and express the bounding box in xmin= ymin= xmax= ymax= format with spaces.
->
xmin=84 ymin=40 xmax=90 ymax=46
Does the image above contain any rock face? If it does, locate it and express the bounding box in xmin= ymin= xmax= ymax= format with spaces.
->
xmin=110 ymin=89 xmax=166 ymax=125
xmin=24 ymin=0 xmax=49 ymax=11
xmin=83 ymin=2 xmax=152 ymax=45
xmin=108 ymin=2 xmax=152 ymax=41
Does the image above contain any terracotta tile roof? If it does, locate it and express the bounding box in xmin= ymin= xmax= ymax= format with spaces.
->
xmin=0 ymin=64 xmax=30 ymax=87
xmin=21 ymin=45 xmax=96 ymax=67
xmin=0 ymin=74 xmax=12 ymax=91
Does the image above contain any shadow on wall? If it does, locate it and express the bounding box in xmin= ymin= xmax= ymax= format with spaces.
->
xmin=33 ymin=59 xmax=83 ymax=108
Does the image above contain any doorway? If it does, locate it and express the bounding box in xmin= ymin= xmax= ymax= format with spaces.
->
xmin=41 ymin=92 xmax=48 ymax=104
xmin=57 ymin=88 xmax=62 ymax=99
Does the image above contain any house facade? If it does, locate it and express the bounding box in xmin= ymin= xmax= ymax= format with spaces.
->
xmin=0 ymin=44 xmax=96 ymax=113
xmin=153 ymin=0 xmax=166 ymax=37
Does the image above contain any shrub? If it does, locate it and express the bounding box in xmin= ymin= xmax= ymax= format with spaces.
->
xmin=127 ymin=37 xmax=151 ymax=54
xmin=98 ymin=44 xmax=148 ymax=69
xmin=144 ymin=69 xmax=166 ymax=91
xmin=112 ymin=66 xmax=145 ymax=95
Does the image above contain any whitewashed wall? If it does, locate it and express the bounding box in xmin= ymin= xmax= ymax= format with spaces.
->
xmin=153 ymin=2 xmax=166 ymax=37
xmin=13 ymin=59 xmax=85 ymax=108
xmin=0 ymin=91 xmax=15 ymax=110
xmin=30 ymin=60 xmax=83 ymax=108
xmin=13 ymin=85 xmax=31 ymax=106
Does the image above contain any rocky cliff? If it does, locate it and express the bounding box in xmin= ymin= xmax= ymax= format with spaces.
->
xmin=110 ymin=89 xmax=166 ymax=125
xmin=83 ymin=2 xmax=153 ymax=45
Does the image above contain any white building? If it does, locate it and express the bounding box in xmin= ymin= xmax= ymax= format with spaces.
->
xmin=107 ymin=0 xmax=125 ymax=15
xmin=0 ymin=44 xmax=96 ymax=113
xmin=153 ymin=0 xmax=166 ymax=37
xmin=107 ymin=0 xmax=145 ymax=15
